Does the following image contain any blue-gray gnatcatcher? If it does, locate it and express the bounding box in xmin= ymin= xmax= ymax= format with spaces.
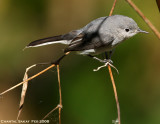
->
xmin=26 ymin=15 xmax=148 ymax=63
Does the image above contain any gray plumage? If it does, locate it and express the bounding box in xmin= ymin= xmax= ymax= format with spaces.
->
xmin=26 ymin=15 xmax=148 ymax=55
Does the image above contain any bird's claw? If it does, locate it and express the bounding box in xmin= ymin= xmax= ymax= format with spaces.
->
xmin=103 ymin=59 xmax=113 ymax=64
xmin=93 ymin=60 xmax=119 ymax=74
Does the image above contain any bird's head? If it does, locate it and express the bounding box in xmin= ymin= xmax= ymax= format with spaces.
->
xmin=113 ymin=15 xmax=148 ymax=39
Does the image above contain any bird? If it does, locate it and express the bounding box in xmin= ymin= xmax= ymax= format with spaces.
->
xmin=25 ymin=15 xmax=148 ymax=64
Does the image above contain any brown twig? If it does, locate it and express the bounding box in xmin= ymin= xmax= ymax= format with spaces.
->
xmin=126 ymin=0 xmax=160 ymax=39
xmin=57 ymin=65 xmax=62 ymax=124
xmin=109 ymin=0 xmax=117 ymax=16
xmin=41 ymin=105 xmax=60 ymax=120
xmin=108 ymin=0 xmax=120 ymax=124
xmin=108 ymin=65 xmax=120 ymax=124
xmin=40 ymin=65 xmax=63 ymax=123
xmin=40 ymin=53 xmax=70 ymax=122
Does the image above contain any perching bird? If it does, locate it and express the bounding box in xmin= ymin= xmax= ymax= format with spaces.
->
xmin=26 ymin=15 xmax=148 ymax=63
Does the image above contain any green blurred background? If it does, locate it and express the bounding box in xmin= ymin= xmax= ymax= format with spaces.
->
xmin=0 ymin=0 xmax=160 ymax=124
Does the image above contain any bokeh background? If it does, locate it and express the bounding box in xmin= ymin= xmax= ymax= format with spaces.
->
xmin=0 ymin=0 xmax=160 ymax=124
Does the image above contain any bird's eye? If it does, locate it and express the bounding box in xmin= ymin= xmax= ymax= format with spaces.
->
xmin=125 ymin=28 xmax=130 ymax=32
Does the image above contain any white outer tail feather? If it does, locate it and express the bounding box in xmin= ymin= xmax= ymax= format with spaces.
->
xmin=27 ymin=40 xmax=71 ymax=48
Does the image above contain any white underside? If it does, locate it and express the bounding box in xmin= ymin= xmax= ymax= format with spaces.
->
xmin=78 ymin=49 xmax=96 ymax=55
xmin=77 ymin=45 xmax=115 ymax=55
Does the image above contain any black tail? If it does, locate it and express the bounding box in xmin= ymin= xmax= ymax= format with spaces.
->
xmin=26 ymin=30 xmax=81 ymax=48
xmin=26 ymin=35 xmax=69 ymax=48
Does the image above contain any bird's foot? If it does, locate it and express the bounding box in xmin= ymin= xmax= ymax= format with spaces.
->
xmin=93 ymin=59 xmax=119 ymax=74
xmin=102 ymin=59 xmax=113 ymax=64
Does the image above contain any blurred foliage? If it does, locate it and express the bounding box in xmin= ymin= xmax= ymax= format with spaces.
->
xmin=0 ymin=0 xmax=160 ymax=124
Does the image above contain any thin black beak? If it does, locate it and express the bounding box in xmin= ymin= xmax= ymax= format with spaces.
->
xmin=137 ymin=28 xmax=149 ymax=34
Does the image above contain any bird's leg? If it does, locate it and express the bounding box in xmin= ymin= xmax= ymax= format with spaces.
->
xmin=105 ymin=52 xmax=109 ymax=59
xmin=108 ymin=49 xmax=115 ymax=59
xmin=33 ymin=53 xmax=69 ymax=66
xmin=104 ymin=49 xmax=115 ymax=63
xmin=104 ymin=51 xmax=113 ymax=64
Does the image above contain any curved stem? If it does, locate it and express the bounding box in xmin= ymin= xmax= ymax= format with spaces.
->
xmin=126 ymin=0 xmax=160 ymax=39
xmin=108 ymin=65 xmax=120 ymax=124
xmin=109 ymin=0 xmax=117 ymax=16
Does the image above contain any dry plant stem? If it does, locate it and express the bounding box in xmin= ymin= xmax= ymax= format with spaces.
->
xmin=109 ymin=0 xmax=117 ymax=16
xmin=41 ymin=65 xmax=62 ymax=122
xmin=17 ymin=64 xmax=36 ymax=120
xmin=0 ymin=64 xmax=56 ymax=96
xmin=126 ymin=0 xmax=160 ymax=39
xmin=40 ymin=53 xmax=70 ymax=121
xmin=108 ymin=0 xmax=120 ymax=124
xmin=57 ymin=65 xmax=62 ymax=124
xmin=0 ymin=52 xmax=70 ymax=123
xmin=42 ymin=105 xmax=59 ymax=120
xmin=108 ymin=65 xmax=120 ymax=124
